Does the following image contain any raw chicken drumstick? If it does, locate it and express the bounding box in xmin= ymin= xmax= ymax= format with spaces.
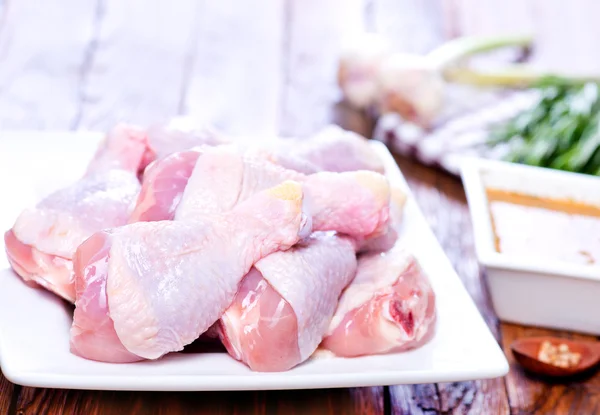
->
xmin=276 ymin=125 xmax=385 ymax=174
xmin=87 ymin=118 xmax=226 ymax=177
xmin=220 ymin=232 xmax=358 ymax=371
xmin=128 ymin=149 xmax=201 ymax=223
xmin=217 ymin=185 xmax=407 ymax=372
xmin=127 ymin=146 xmax=317 ymax=224
xmin=321 ymin=244 xmax=436 ymax=357
xmin=71 ymin=181 xmax=310 ymax=362
xmin=173 ymin=146 xmax=392 ymax=371
xmin=71 ymin=155 xmax=390 ymax=363
xmin=357 ymin=185 xmax=407 ymax=253
xmin=129 ymin=124 xmax=385 ymax=223
xmin=4 ymin=121 xmax=227 ymax=302
xmin=4 ymin=125 xmax=145 ymax=302
xmin=142 ymin=118 xmax=226 ymax=165
xmin=175 ymin=145 xmax=391 ymax=239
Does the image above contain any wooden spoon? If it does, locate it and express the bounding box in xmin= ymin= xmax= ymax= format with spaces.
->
xmin=511 ymin=336 xmax=600 ymax=378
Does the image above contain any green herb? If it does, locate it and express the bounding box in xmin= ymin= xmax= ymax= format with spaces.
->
xmin=489 ymin=82 xmax=600 ymax=175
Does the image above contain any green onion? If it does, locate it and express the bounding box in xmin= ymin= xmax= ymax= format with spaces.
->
xmin=489 ymin=82 xmax=600 ymax=175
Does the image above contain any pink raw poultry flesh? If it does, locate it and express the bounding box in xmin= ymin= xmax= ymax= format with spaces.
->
xmin=85 ymin=124 xmax=152 ymax=175
xmin=217 ymin=185 xmax=408 ymax=372
xmin=4 ymin=121 xmax=228 ymax=302
xmin=277 ymin=125 xmax=385 ymax=174
xmin=71 ymin=181 xmax=310 ymax=361
xmin=127 ymin=146 xmax=313 ymax=224
xmin=4 ymin=125 xmax=146 ymax=302
xmin=71 ymin=147 xmax=391 ymax=364
xmin=88 ymin=119 xmax=226 ymax=180
xmin=86 ymin=140 xmax=391 ymax=369
xmin=173 ymin=146 xmax=393 ymax=371
xmin=321 ymin=245 xmax=436 ymax=357
xmin=219 ymin=232 xmax=357 ymax=372
xmin=357 ymin=186 xmax=407 ymax=253
xmin=70 ymin=230 xmax=142 ymax=363
xmin=129 ymin=149 xmax=202 ymax=223
xmin=128 ymin=124 xmax=384 ymax=224
xmin=4 ymin=120 xmax=438 ymax=371
xmin=175 ymin=145 xmax=391 ymax=239
xmin=143 ymin=118 xmax=226 ymax=163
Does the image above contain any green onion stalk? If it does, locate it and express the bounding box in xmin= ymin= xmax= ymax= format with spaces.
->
xmin=338 ymin=34 xmax=600 ymax=127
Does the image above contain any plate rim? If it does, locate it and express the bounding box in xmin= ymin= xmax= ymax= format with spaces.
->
xmin=0 ymin=133 xmax=509 ymax=390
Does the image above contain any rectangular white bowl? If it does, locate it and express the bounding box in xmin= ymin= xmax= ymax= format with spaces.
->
xmin=0 ymin=132 xmax=508 ymax=391
xmin=461 ymin=158 xmax=600 ymax=335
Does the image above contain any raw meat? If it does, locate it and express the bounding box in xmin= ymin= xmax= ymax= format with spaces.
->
xmin=70 ymin=230 xmax=141 ymax=363
xmin=4 ymin=119 xmax=438 ymax=370
xmin=4 ymin=125 xmax=144 ymax=302
xmin=234 ymin=125 xmax=383 ymax=174
xmin=72 ymin=154 xmax=389 ymax=363
xmin=278 ymin=125 xmax=385 ymax=174
xmin=171 ymin=146 xmax=391 ymax=371
xmin=71 ymin=181 xmax=310 ymax=361
xmin=242 ymin=145 xmax=321 ymax=175
xmin=5 ymin=171 xmax=140 ymax=303
xmin=321 ymin=245 xmax=436 ymax=357
xmin=129 ymin=149 xmax=202 ymax=223
xmin=219 ymin=232 xmax=357 ymax=371
xmin=129 ymin=124 xmax=385 ymax=224
xmin=175 ymin=145 xmax=391 ymax=240
xmin=85 ymin=124 xmax=152 ymax=175
xmin=88 ymin=119 xmax=225 ymax=178
xmin=5 ymin=120 xmax=228 ymax=302
xmin=128 ymin=146 xmax=318 ymax=223
xmin=358 ymin=185 xmax=407 ymax=253
xmin=214 ymin=183 xmax=400 ymax=372
xmin=144 ymin=118 xmax=226 ymax=163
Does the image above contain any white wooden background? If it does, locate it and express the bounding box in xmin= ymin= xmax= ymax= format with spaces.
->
xmin=0 ymin=0 xmax=596 ymax=136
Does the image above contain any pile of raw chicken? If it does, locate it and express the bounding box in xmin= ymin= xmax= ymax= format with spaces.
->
xmin=4 ymin=121 xmax=436 ymax=372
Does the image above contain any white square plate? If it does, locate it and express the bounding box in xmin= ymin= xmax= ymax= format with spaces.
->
xmin=0 ymin=132 xmax=508 ymax=391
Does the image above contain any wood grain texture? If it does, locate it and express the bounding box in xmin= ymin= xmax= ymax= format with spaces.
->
xmin=371 ymin=0 xmax=445 ymax=54
xmin=390 ymin=384 xmax=440 ymax=415
xmin=0 ymin=371 xmax=15 ymax=415
xmin=437 ymin=379 xmax=509 ymax=415
xmin=16 ymin=386 xmax=383 ymax=415
xmin=0 ymin=0 xmax=97 ymax=129
xmin=391 ymin=154 xmax=510 ymax=415
xmin=278 ymin=0 xmax=365 ymax=137
xmin=501 ymin=323 xmax=600 ymax=415
xmin=450 ymin=0 xmax=533 ymax=37
xmin=75 ymin=0 xmax=198 ymax=130
xmin=183 ymin=0 xmax=284 ymax=138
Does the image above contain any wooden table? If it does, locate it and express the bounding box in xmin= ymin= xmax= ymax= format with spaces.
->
xmin=1 ymin=1 xmax=600 ymax=414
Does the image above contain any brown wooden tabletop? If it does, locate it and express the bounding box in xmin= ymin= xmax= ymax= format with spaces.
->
xmin=1 ymin=1 xmax=600 ymax=414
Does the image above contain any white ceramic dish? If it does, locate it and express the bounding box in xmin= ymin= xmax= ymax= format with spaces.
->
xmin=0 ymin=132 xmax=507 ymax=391
xmin=462 ymin=158 xmax=600 ymax=335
